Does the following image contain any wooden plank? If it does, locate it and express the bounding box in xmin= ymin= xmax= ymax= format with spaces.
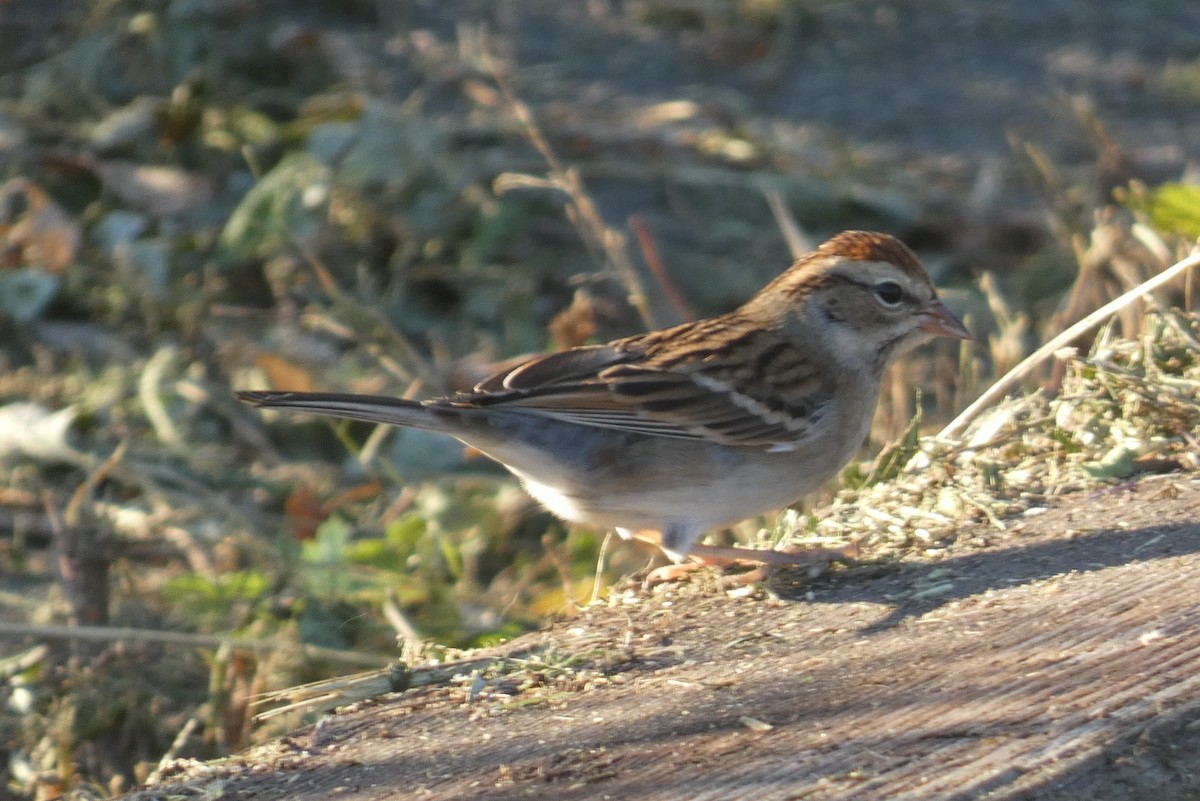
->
xmin=123 ymin=475 xmax=1200 ymax=801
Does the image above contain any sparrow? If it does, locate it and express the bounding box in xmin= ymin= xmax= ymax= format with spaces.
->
xmin=239 ymin=231 xmax=969 ymax=564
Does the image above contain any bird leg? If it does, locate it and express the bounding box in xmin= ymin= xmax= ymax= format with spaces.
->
xmin=627 ymin=528 xmax=859 ymax=588
xmin=688 ymin=543 xmax=859 ymax=565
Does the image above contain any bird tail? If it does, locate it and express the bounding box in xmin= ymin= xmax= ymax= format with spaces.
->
xmin=237 ymin=390 xmax=441 ymax=431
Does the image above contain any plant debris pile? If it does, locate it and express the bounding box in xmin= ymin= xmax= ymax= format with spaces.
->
xmin=792 ymin=305 xmax=1200 ymax=560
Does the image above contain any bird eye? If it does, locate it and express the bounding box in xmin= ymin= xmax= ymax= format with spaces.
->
xmin=874 ymin=280 xmax=904 ymax=306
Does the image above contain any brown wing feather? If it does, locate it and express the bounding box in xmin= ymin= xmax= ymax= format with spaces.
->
xmin=451 ymin=317 xmax=832 ymax=450
xmin=474 ymin=344 xmax=634 ymax=392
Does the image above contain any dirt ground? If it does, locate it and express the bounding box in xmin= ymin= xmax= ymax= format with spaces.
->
xmin=122 ymin=470 xmax=1200 ymax=801
xmin=497 ymin=0 xmax=1200 ymax=162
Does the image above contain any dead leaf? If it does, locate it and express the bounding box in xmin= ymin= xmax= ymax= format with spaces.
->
xmin=0 ymin=178 xmax=82 ymax=274
xmin=325 ymin=482 xmax=384 ymax=511
xmin=284 ymin=484 xmax=325 ymax=542
xmin=89 ymin=96 xmax=167 ymax=154
xmin=92 ymin=159 xmax=214 ymax=217
xmin=548 ymin=289 xmax=598 ymax=350
xmin=255 ymin=353 xmax=316 ymax=392
xmin=0 ymin=402 xmax=82 ymax=464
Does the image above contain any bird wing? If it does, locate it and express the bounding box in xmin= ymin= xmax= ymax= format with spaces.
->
xmin=474 ymin=344 xmax=635 ymax=392
xmin=457 ymin=323 xmax=832 ymax=451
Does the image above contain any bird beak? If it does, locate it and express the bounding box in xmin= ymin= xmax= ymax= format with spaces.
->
xmin=918 ymin=301 xmax=970 ymax=339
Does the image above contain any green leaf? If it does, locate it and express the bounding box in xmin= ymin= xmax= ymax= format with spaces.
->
xmin=863 ymin=401 xmax=923 ymax=487
xmin=0 ymin=269 xmax=60 ymax=322
xmin=386 ymin=514 xmax=427 ymax=560
xmin=344 ymin=537 xmax=394 ymax=568
xmin=438 ymin=534 xmax=464 ymax=580
xmin=215 ymin=152 xmax=331 ymax=265
xmin=300 ymin=515 xmax=354 ymax=598
xmin=162 ymin=570 xmax=271 ymax=628
xmin=1130 ymin=183 xmax=1200 ymax=237
xmin=1082 ymin=444 xmax=1137 ymax=479
xmin=301 ymin=514 xmax=351 ymax=566
xmin=164 ymin=570 xmax=270 ymax=604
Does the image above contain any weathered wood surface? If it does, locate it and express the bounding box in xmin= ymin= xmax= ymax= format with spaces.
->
xmin=125 ymin=474 xmax=1200 ymax=801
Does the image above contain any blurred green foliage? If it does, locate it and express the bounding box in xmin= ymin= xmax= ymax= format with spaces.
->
xmin=1130 ymin=183 xmax=1200 ymax=238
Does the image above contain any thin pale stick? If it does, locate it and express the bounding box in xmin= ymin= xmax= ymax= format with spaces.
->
xmin=0 ymin=621 xmax=384 ymax=667
xmin=630 ymin=214 xmax=695 ymax=321
xmin=939 ymin=247 xmax=1200 ymax=441
xmin=763 ymin=189 xmax=812 ymax=260
xmin=590 ymin=531 xmax=615 ymax=605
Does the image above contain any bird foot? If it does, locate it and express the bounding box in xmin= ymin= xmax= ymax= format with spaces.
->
xmin=641 ymin=542 xmax=859 ymax=590
xmin=687 ymin=542 xmax=859 ymax=566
